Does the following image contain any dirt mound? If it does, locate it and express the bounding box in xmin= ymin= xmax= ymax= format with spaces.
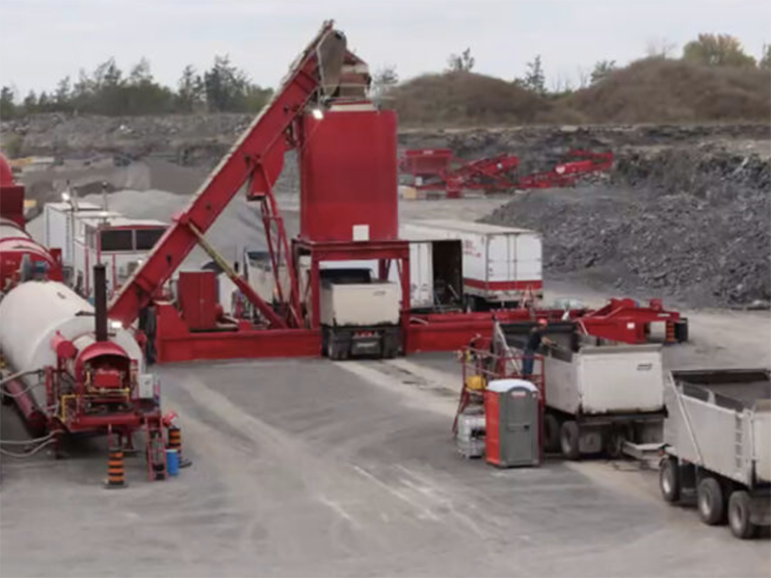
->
xmin=391 ymin=72 xmax=561 ymax=126
xmin=483 ymin=146 xmax=770 ymax=308
xmin=565 ymin=58 xmax=771 ymax=124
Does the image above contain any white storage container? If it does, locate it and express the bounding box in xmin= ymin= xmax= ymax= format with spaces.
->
xmin=320 ymin=281 xmax=400 ymax=326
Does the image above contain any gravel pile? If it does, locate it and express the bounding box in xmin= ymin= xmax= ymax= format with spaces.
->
xmin=484 ymin=146 xmax=770 ymax=309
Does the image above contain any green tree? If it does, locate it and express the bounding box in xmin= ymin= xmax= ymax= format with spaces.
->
xmin=203 ymin=55 xmax=249 ymax=112
xmin=446 ymin=48 xmax=475 ymax=72
xmin=22 ymin=90 xmax=38 ymax=113
xmin=682 ymin=34 xmax=756 ymax=67
xmin=0 ymin=86 xmax=17 ymax=119
xmin=760 ymin=43 xmax=771 ymax=70
xmin=54 ymin=76 xmax=72 ymax=111
xmin=124 ymin=58 xmax=173 ymax=114
xmin=522 ymin=55 xmax=546 ymax=95
xmin=371 ymin=65 xmax=398 ymax=101
xmin=590 ymin=60 xmax=617 ymax=84
xmin=176 ymin=65 xmax=206 ymax=112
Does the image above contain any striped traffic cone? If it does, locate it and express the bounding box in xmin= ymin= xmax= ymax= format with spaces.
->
xmin=104 ymin=446 xmax=126 ymax=489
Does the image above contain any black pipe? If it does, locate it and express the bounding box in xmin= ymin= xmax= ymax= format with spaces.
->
xmin=93 ymin=264 xmax=108 ymax=342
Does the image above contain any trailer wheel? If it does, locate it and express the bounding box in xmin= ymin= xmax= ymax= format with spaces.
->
xmin=327 ymin=340 xmax=339 ymax=361
xmin=605 ymin=428 xmax=626 ymax=459
xmin=560 ymin=420 xmax=581 ymax=460
xmin=543 ymin=413 xmax=560 ymax=453
xmin=728 ymin=491 xmax=757 ymax=539
xmin=697 ymin=477 xmax=726 ymax=526
xmin=659 ymin=457 xmax=681 ymax=503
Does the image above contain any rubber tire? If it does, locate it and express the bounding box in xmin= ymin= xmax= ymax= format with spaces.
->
xmin=728 ymin=490 xmax=757 ymax=539
xmin=659 ymin=457 xmax=681 ymax=503
xmin=605 ymin=428 xmax=626 ymax=459
xmin=560 ymin=420 xmax=581 ymax=460
xmin=697 ymin=477 xmax=726 ymax=526
xmin=543 ymin=413 xmax=561 ymax=453
xmin=327 ymin=339 xmax=338 ymax=361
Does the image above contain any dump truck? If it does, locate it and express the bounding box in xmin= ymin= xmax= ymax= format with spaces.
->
xmin=660 ymin=369 xmax=770 ymax=539
xmin=497 ymin=321 xmax=666 ymax=459
xmin=320 ymin=269 xmax=401 ymax=360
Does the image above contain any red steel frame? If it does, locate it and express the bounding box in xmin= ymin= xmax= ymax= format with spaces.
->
xmin=101 ymin=23 xmax=677 ymax=365
xmin=109 ymin=22 xmax=346 ymax=330
xmin=292 ymin=238 xmax=410 ymax=329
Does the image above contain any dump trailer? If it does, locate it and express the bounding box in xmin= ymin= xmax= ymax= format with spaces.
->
xmin=660 ymin=369 xmax=770 ymax=539
xmin=498 ymin=321 xmax=665 ymax=459
xmin=320 ymin=269 xmax=401 ymax=360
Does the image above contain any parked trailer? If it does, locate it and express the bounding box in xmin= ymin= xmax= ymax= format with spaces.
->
xmin=660 ymin=369 xmax=770 ymax=539
xmin=394 ymin=231 xmax=463 ymax=312
xmin=320 ymin=269 xmax=401 ymax=360
xmin=498 ymin=321 xmax=665 ymax=459
xmin=401 ymin=220 xmax=542 ymax=310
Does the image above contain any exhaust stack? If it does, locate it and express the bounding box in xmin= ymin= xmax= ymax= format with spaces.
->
xmin=93 ymin=264 xmax=108 ymax=342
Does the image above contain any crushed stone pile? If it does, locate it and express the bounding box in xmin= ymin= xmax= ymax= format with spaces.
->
xmin=484 ymin=146 xmax=770 ymax=308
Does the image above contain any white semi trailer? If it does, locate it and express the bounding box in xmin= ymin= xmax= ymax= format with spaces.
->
xmin=401 ymin=220 xmax=542 ymax=310
xmin=660 ymin=369 xmax=770 ymax=539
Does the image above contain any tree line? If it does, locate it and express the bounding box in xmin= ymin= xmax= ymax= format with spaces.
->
xmin=3 ymin=33 xmax=769 ymax=119
xmin=0 ymin=55 xmax=274 ymax=119
xmin=439 ymin=33 xmax=771 ymax=96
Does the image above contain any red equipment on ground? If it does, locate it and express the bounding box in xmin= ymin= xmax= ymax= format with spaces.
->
xmin=0 ymin=155 xmax=63 ymax=288
xmin=99 ymin=23 xmax=682 ymax=365
xmin=0 ymin=152 xmax=167 ymax=481
xmin=107 ymin=22 xmax=410 ymax=363
xmin=399 ymin=148 xmax=613 ymax=197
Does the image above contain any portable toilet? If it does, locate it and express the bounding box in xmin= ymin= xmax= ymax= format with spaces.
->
xmin=484 ymin=379 xmax=540 ymax=467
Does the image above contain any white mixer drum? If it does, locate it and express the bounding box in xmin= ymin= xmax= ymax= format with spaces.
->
xmin=0 ymin=281 xmax=144 ymax=389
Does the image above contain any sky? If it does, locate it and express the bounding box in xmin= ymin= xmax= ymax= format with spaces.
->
xmin=1 ymin=0 xmax=769 ymax=96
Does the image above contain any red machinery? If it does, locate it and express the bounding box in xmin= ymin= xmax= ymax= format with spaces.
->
xmin=406 ymin=298 xmax=687 ymax=355
xmin=0 ymin=154 xmax=63 ymax=288
xmin=400 ymin=148 xmax=613 ymax=198
xmin=101 ymin=23 xmax=682 ymax=365
xmin=107 ymin=22 xmax=410 ymax=363
xmin=0 ymin=152 xmax=167 ymax=480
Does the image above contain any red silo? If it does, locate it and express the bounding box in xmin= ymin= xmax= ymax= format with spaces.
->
xmin=299 ymin=107 xmax=398 ymax=243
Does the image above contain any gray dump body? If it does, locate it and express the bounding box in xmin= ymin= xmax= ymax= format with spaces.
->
xmin=664 ymin=369 xmax=771 ymax=487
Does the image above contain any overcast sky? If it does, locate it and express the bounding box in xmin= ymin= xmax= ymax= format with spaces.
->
xmin=1 ymin=0 xmax=769 ymax=95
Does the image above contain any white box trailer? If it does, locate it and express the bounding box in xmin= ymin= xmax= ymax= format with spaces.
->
xmin=496 ymin=321 xmax=665 ymax=460
xmin=44 ymin=201 xmax=166 ymax=298
xmin=660 ymin=369 xmax=770 ymax=539
xmin=391 ymin=231 xmax=463 ymax=311
xmin=43 ymin=202 xmax=106 ymax=276
xmin=400 ymin=219 xmax=542 ymax=310
xmin=320 ymin=278 xmax=401 ymax=360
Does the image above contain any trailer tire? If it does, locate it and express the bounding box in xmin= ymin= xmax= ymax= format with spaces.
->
xmin=543 ymin=413 xmax=560 ymax=453
xmin=560 ymin=420 xmax=581 ymax=460
xmin=728 ymin=491 xmax=757 ymax=539
xmin=659 ymin=457 xmax=681 ymax=503
xmin=605 ymin=428 xmax=626 ymax=459
xmin=327 ymin=340 xmax=339 ymax=361
xmin=697 ymin=477 xmax=726 ymax=526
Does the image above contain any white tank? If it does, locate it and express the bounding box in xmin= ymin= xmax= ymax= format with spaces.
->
xmin=0 ymin=281 xmax=144 ymax=395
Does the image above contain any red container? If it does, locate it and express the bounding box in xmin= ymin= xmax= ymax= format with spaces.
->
xmin=177 ymin=271 xmax=218 ymax=331
xmin=299 ymin=108 xmax=398 ymax=242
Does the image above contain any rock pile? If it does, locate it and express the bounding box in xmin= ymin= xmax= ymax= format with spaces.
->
xmin=484 ymin=146 xmax=770 ymax=308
